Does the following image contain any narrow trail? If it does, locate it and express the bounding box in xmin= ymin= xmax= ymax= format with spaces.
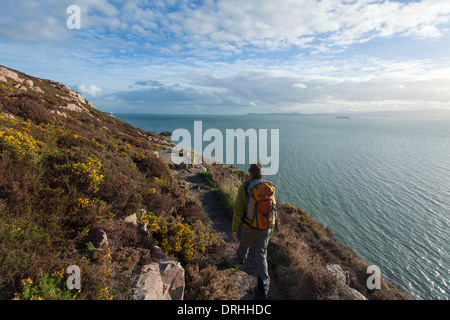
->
xmin=163 ymin=152 xmax=284 ymax=300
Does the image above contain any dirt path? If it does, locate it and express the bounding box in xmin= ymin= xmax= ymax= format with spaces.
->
xmin=164 ymin=155 xmax=284 ymax=300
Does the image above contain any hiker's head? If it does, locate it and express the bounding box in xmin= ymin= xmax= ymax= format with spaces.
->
xmin=248 ymin=162 xmax=264 ymax=179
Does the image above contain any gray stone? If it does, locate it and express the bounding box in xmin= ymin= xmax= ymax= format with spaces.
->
xmin=123 ymin=213 xmax=137 ymax=225
xmin=131 ymin=260 xmax=185 ymax=300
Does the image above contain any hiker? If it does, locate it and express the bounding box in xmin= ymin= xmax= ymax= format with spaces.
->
xmin=232 ymin=162 xmax=277 ymax=299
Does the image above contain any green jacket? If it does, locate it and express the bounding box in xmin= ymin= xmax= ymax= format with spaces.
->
xmin=232 ymin=178 xmax=254 ymax=232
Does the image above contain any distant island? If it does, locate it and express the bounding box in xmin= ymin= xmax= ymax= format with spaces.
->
xmin=247 ymin=109 xmax=450 ymax=119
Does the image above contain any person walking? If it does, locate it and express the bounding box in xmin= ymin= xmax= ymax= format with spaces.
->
xmin=232 ymin=162 xmax=277 ymax=299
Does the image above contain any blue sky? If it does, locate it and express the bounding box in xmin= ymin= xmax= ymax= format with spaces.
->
xmin=1 ymin=0 xmax=450 ymax=114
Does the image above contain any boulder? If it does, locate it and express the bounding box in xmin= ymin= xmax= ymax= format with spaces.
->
xmin=0 ymin=66 xmax=23 ymax=83
xmin=14 ymin=84 xmax=27 ymax=91
xmin=131 ymin=263 xmax=165 ymax=300
xmin=34 ymin=86 xmax=44 ymax=93
xmin=88 ymin=228 xmax=108 ymax=249
xmin=64 ymin=103 xmax=83 ymax=112
xmin=24 ymin=79 xmax=34 ymax=88
xmin=123 ymin=213 xmax=137 ymax=225
xmin=131 ymin=260 xmax=185 ymax=300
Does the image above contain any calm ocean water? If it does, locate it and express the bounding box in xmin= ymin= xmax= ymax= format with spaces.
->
xmin=116 ymin=113 xmax=449 ymax=300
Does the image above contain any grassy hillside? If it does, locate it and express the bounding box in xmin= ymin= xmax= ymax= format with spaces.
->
xmin=0 ymin=66 xmax=410 ymax=300
xmin=0 ymin=66 xmax=225 ymax=300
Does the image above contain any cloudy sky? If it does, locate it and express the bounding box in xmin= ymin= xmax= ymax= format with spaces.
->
xmin=1 ymin=0 xmax=450 ymax=114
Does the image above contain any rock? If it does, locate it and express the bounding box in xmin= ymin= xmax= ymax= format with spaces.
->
xmin=0 ymin=66 xmax=23 ymax=83
xmin=160 ymin=131 xmax=172 ymax=137
xmin=88 ymin=228 xmax=108 ymax=249
xmin=326 ymin=264 xmax=348 ymax=284
xmin=230 ymin=271 xmax=258 ymax=300
xmin=159 ymin=261 xmax=185 ymax=300
xmin=151 ymin=150 xmax=159 ymax=158
xmin=14 ymin=83 xmax=27 ymax=91
xmin=348 ymin=287 xmax=368 ymax=300
xmin=24 ymin=79 xmax=34 ymax=88
xmin=123 ymin=213 xmax=137 ymax=225
xmin=140 ymin=222 xmax=153 ymax=250
xmin=72 ymin=91 xmax=86 ymax=104
xmin=85 ymin=99 xmax=95 ymax=108
xmin=131 ymin=261 xmax=185 ymax=300
xmin=152 ymin=245 xmax=171 ymax=262
xmin=34 ymin=86 xmax=44 ymax=93
xmin=131 ymin=263 xmax=165 ymax=300
xmin=326 ymin=264 xmax=367 ymax=300
xmin=64 ymin=103 xmax=83 ymax=112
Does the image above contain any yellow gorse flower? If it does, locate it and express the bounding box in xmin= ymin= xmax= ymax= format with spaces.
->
xmin=0 ymin=128 xmax=43 ymax=155
xmin=77 ymin=198 xmax=90 ymax=208
xmin=70 ymin=155 xmax=104 ymax=193
xmin=140 ymin=212 xmax=222 ymax=263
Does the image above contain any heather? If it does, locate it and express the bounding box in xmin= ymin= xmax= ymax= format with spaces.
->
xmin=0 ymin=67 xmax=220 ymax=299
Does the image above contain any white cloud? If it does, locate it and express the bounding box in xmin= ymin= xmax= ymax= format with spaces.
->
xmin=2 ymin=1 xmax=450 ymax=115
xmin=292 ymin=83 xmax=308 ymax=89
xmin=78 ymin=84 xmax=102 ymax=97
xmin=147 ymin=0 xmax=450 ymax=53
xmin=3 ymin=0 xmax=449 ymax=53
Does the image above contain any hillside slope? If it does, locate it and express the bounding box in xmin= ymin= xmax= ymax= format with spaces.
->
xmin=0 ymin=66 xmax=410 ymax=300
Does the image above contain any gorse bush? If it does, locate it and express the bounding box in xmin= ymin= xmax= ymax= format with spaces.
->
xmin=0 ymin=127 xmax=43 ymax=156
xmin=67 ymin=155 xmax=104 ymax=193
xmin=13 ymin=271 xmax=75 ymax=300
xmin=140 ymin=212 xmax=223 ymax=264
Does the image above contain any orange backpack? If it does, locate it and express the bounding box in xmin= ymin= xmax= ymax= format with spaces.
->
xmin=244 ymin=179 xmax=277 ymax=230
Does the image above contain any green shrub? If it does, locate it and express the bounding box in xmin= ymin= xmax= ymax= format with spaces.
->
xmin=13 ymin=271 xmax=75 ymax=300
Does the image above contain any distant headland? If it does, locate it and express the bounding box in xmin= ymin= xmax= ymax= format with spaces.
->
xmin=247 ymin=109 xmax=450 ymax=119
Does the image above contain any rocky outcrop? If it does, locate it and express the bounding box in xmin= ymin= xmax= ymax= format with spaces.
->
xmin=0 ymin=66 xmax=96 ymax=115
xmin=87 ymin=223 xmax=185 ymax=300
xmin=131 ymin=246 xmax=185 ymax=300
xmin=0 ymin=66 xmax=23 ymax=83
xmin=1 ymin=66 xmax=44 ymax=93
xmin=326 ymin=264 xmax=367 ymax=300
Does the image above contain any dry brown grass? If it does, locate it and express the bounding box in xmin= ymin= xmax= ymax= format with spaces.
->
xmin=184 ymin=264 xmax=239 ymax=300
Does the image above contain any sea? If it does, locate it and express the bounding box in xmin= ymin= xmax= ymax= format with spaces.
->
xmin=116 ymin=113 xmax=449 ymax=300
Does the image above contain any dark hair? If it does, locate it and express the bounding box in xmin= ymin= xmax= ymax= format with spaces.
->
xmin=248 ymin=162 xmax=264 ymax=179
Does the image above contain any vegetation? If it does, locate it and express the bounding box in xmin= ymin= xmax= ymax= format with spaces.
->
xmin=0 ymin=66 xmax=221 ymax=300
xmin=0 ymin=66 xmax=410 ymax=300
